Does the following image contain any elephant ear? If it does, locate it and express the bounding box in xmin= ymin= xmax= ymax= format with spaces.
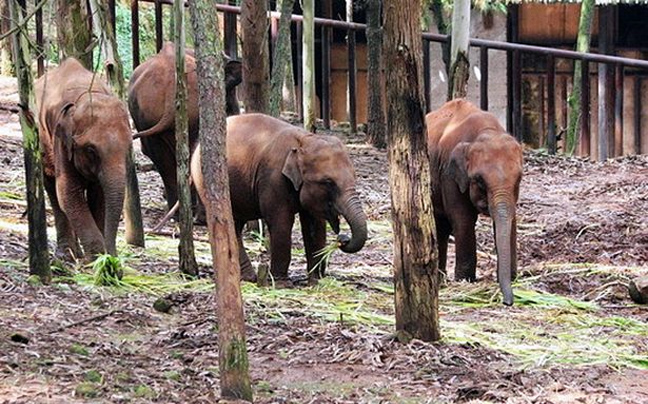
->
xmin=446 ymin=142 xmax=471 ymax=194
xmin=224 ymin=59 xmax=243 ymax=91
xmin=48 ymin=103 xmax=76 ymax=161
xmin=282 ymin=147 xmax=303 ymax=191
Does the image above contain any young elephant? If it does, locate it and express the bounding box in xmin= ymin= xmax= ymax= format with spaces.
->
xmin=35 ymin=58 xmax=132 ymax=258
xmin=191 ymin=114 xmax=368 ymax=283
xmin=427 ymin=99 xmax=523 ymax=306
xmin=128 ymin=42 xmax=242 ymax=213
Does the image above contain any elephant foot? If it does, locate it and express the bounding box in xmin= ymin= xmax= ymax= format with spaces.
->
xmin=240 ymin=266 xmax=257 ymax=283
xmin=54 ymin=243 xmax=83 ymax=263
xmin=272 ymin=278 xmax=294 ymax=289
xmin=454 ymin=266 xmax=477 ymax=283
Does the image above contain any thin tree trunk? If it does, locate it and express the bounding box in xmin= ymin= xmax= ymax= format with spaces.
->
xmin=429 ymin=0 xmax=450 ymax=73
xmin=302 ymin=0 xmax=315 ymax=132
xmin=268 ymin=0 xmax=295 ymax=117
xmin=89 ymin=0 xmax=145 ymax=248
xmin=366 ymin=0 xmax=385 ymax=148
xmin=1 ymin=0 xmax=14 ymax=76
xmin=566 ymin=0 xmax=594 ymax=155
xmin=448 ymin=0 xmax=470 ymax=100
xmin=10 ymin=0 xmax=50 ymax=283
xmin=57 ymin=0 xmax=93 ymax=68
xmin=189 ymin=1 xmax=252 ymax=400
xmin=175 ymin=0 xmax=197 ymax=276
xmin=241 ymin=0 xmax=269 ymax=113
xmin=383 ymin=0 xmax=440 ymax=342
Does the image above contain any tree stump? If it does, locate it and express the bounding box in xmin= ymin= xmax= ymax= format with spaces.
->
xmin=628 ymin=276 xmax=648 ymax=304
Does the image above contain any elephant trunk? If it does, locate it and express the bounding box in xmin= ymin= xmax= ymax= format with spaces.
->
xmin=336 ymin=191 xmax=368 ymax=253
xmin=100 ymin=170 xmax=127 ymax=256
xmin=491 ymin=199 xmax=516 ymax=306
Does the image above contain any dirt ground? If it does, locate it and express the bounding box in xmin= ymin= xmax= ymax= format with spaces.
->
xmin=0 ymin=76 xmax=647 ymax=403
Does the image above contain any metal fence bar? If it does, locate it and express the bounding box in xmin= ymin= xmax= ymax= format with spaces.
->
xmin=296 ymin=21 xmax=303 ymax=121
xmin=423 ymin=39 xmax=431 ymax=112
xmin=615 ymin=64 xmax=624 ymax=156
xmin=348 ymin=26 xmax=357 ymax=132
xmin=634 ymin=76 xmax=642 ymax=154
xmin=480 ymin=46 xmax=488 ymax=111
xmin=547 ymin=55 xmax=556 ymax=154
xmin=155 ymin=0 xmax=163 ymax=52
xmin=580 ymin=61 xmax=590 ymax=156
xmin=35 ymin=0 xmax=43 ymax=77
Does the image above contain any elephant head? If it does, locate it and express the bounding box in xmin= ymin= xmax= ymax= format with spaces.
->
xmin=48 ymin=94 xmax=132 ymax=255
xmin=446 ymin=132 xmax=523 ymax=306
xmin=282 ymin=134 xmax=367 ymax=254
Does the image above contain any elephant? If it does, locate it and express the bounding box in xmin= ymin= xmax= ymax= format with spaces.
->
xmin=127 ymin=42 xmax=242 ymax=213
xmin=426 ymin=99 xmax=523 ymax=306
xmin=189 ymin=113 xmax=368 ymax=283
xmin=35 ymin=58 xmax=132 ymax=259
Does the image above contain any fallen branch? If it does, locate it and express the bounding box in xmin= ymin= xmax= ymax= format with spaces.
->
xmin=50 ymin=309 xmax=124 ymax=333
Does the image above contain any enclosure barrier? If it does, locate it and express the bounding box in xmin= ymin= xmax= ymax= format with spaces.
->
xmin=35 ymin=0 xmax=646 ymax=158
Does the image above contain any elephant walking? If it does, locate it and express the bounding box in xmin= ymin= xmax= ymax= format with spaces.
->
xmin=35 ymin=58 xmax=132 ymax=259
xmin=128 ymin=42 xmax=242 ymax=213
xmin=189 ymin=114 xmax=368 ymax=284
xmin=427 ymin=99 xmax=523 ymax=306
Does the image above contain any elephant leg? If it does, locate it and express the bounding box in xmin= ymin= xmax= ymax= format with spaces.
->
xmin=452 ymin=215 xmax=478 ymax=282
xmin=235 ymin=220 xmax=257 ymax=282
xmin=266 ymin=211 xmax=295 ymax=283
xmin=87 ymin=183 xmax=105 ymax=235
xmin=299 ymin=211 xmax=327 ymax=284
xmin=435 ymin=215 xmax=451 ymax=281
xmin=141 ymin=135 xmax=178 ymax=211
xmin=44 ymin=175 xmax=82 ymax=259
xmin=57 ymin=173 xmax=105 ymax=257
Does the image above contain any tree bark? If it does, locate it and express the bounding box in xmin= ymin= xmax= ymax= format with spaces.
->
xmin=89 ymin=0 xmax=145 ymax=248
xmin=366 ymin=0 xmax=385 ymax=148
xmin=10 ymin=0 xmax=51 ymax=283
xmin=189 ymin=0 xmax=252 ymax=400
xmin=268 ymin=0 xmax=295 ymax=117
xmin=241 ymin=0 xmax=269 ymax=113
xmin=175 ymin=0 xmax=198 ymax=277
xmin=57 ymin=0 xmax=93 ymax=69
xmin=566 ymin=0 xmax=594 ymax=155
xmin=383 ymin=0 xmax=440 ymax=342
xmin=1 ymin=0 xmax=14 ymax=76
xmin=302 ymin=0 xmax=315 ymax=132
xmin=448 ymin=0 xmax=470 ymax=100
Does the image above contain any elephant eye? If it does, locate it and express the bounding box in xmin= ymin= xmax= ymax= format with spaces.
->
xmin=474 ymin=175 xmax=486 ymax=191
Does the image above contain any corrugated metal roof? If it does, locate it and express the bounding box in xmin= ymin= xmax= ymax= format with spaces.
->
xmin=507 ymin=0 xmax=648 ymax=4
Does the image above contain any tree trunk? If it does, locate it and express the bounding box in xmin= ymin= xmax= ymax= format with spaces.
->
xmin=302 ymin=0 xmax=315 ymax=132
xmin=57 ymin=0 xmax=93 ymax=68
xmin=241 ymin=0 xmax=269 ymax=113
xmin=1 ymin=0 xmax=14 ymax=76
xmin=366 ymin=0 xmax=385 ymax=148
xmin=10 ymin=0 xmax=51 ymax=283
xmin=188 ymin=1 xmax=252 ymax=400
xmin=268 ymin=0 xmax=295 ymax=117
xmin=175 ymin=0 xmax=198 ymax=277
xmin=383 ymin=0 xmax=440 ymax=342
xmin=566 ymin=0 xmax=594 ymax=155
xmin=448 ymin=0 xmax=470 ymax=100
xmin=89 ymin=0 xmax=145 ymax=248
xmin=429 ymin=0 xmax=450 ymax=73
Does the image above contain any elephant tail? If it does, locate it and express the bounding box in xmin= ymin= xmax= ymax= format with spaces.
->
xmin=133 ymin=109 xmax=175 ymax=139
xmin=150 ymin=200 xmax=180 ymax=233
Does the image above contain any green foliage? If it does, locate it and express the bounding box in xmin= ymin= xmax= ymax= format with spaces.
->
xmin=91 ymin=254 xmax=124 ymax=286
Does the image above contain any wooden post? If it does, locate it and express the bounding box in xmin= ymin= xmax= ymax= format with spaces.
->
xmin=268 ymin=0 xmax=296 ymax=117
xmin=241 ymin=0 xmax=269 ymax=113
xmin=155 ymin=0 xmax=163 ymax=52
xmin=10 ymin=0 xmax=51 ymax=283
xmin=108 ymin=0 xmax=116 ymax=32
xmin=346 ymin=0 xmax=356 ymax=132
xmin=580 ymin=61 xmax=591 ymax=157
xmin=634 ymin=75 xmax=642 ymax=154
xmin=321 ymin=0 xmax=332 ymax=129
xmin=423 ymin=39 xmax=431 ymax=112
xmin=480 ymin=46 xmax=488 ymax=111
xmin=366 ymin=0 xmax=385 ymax=148
xmin=296 ymin=21 xmax=303 ymax=120
xmin=174 ymin=0 xmax=198 ymax=276
xmin=35 ymin=0 xmax=43 ymax=77
xmin=302 ymin=0 xmax=315 ymax=131
xmin=224 ymin=0 xmax=238 ymax=58
xmin=614 ymin=64 xmax=624 ymax=156
xmin=131 ymin=0 xmax=140 ymax=68
xmin=547 ymin=54 xmax=556 ymax=154
xmin=598 ymin=5 xmax=615 ymax=160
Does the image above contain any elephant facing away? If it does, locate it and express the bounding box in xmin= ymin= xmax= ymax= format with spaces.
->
xmin=127 ymin=42 xmax=243 ymax=213
xmin=427 ymin=99 xmax=523 ymax=306
xmin=35 ymin=58 xmax=132 ymax=258
xmin=191 ymin=114 xmax=368 ymax=284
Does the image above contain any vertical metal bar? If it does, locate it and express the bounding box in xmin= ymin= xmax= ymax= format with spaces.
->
xmin=480 ymin=46 xmax=488 ymax=111
xmin=224 ymin=0 xmax=238 ymax=58
xmin=614 ymin=64 xmax=624 ymax=156
xmin=131 ymin=0 xmax=140 ymax=68
xmin=423 ymin=39 xmax=431 ymax=112
xmin=296 ymin=21 xmax=303 ymax=121
xmin=108 ymin=0 xmax=116 ymax=33
xmin=539 ymin=76 xmax=545 ymax=142
xmin=321 ymin=1 xmax=332 ymax=129
xmin=634 ymin=75 xmax=642 ymax=154
xmin=506 ymin=4 xmax=519 ymax=133
xmin=598 ymin=6 xmax=614 ymax=160
xmin=35 ymin=0 xmax=44 ymax=77
xmin=513 ymin=50 xmax=522 ymax=141
xmin=547 ymin=55 xmax=556 ymax=155
xmin=348 ymin=27 xmax=357 ymax=132
xmin=155 ymin=0 xmax=163 ymax=52
xmin=580 ymin=61 xmax=590 ymax=157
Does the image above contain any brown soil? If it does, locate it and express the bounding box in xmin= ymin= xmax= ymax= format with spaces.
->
xmin=1 ymin=91 xmax=647 ymax=403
